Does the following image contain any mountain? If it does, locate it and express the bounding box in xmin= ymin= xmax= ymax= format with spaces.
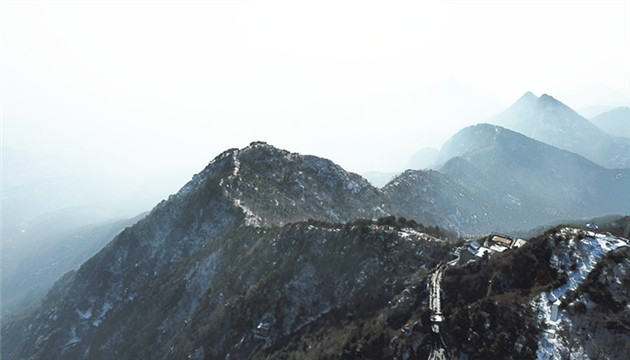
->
xmin=0 ymin=142 xmax=450 ymax=360
xmin=2 ymin=142 xmax=629 ymax=360
xmin=488 ymin=93 xmax=630 ymax=168
xmin=438 ymin=124 xmax=630 ymax=223
xmin=1 ymin=216 xmax=454 ymax=360
xmin=391 ymin=124 xmax=630 ymax=234
xmin=590 ymin=106 xmax=630 ymax=139
xmin=194 ymin=142 xmax=389 ymax=226
xmin=1 ymin=142 xmax=389 ymax=313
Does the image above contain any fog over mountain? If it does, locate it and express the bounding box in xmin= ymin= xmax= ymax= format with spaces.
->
xmin=3 ymin=141 xmax=629 ymax=360
xmin=1 ymin=214 xmax=144 ymax=317
xmin=406 ymin=147 xmax=439 ymax=171
xmin=2 ymin=2 xmax=630 ymax=359
xmin=1 ymin=147 xmax=193 ymax=318
xmin=489 ymin=92 xmax=630 ymax=168
xmin=558 ymin=83 xmax=630 ymax=110
xmin=577 ymin=105 xmax=618 ymax=119
xmin=387 ymin=124 xmax=630 ymax=235
xmin=590 ymin=106 xmax=630 ymax=139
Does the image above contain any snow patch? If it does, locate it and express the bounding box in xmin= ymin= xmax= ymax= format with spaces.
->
xmin=232 ymin=153 xmax=241 ymax=177
xmin=233 ymin=198 xmax=261 ymax=227
xmin=62 ymin=327 xmax=81 ymax=350
xmin=346 ymin=180 xmax=365 ymax=194
xmin=76 ymin=307 xmax=92 ymax=319
xmin=92 ymin=301 xmax=114 ymax=327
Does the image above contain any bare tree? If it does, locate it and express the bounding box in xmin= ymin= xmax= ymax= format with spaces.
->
xmin=588 ymin=339 xmax=609 ymax=360
xmin=557 ymin=323 xmax=582 ymax=360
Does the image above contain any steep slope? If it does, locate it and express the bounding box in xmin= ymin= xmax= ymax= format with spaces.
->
xmin=399 ymin=124 xmax=630 ymax=234
xmin=2 ymin=216 xmax=453 ymax=360
xmin=440 ymin=227 xmax=629 ymax=359
xmin=590 ymin=106 xmax=630 ymax=139
xmin=251 ymin=226 xmax=630 ymax=360
xmin=384 ymin=170 xmax=492 ymax=235
xmin=1 ymin=148 xmax=247 ymax=359
xmin=1 ymin=214 xmax=144 ymax=317
xmin=1 ymin=147 xmax=192 ymax=314
xmin=488 ymin=93 xmax=630 ymax=168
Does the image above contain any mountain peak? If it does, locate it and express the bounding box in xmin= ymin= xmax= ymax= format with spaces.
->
xmin=488 ymin=92 xmax=630 ymax=168
xmin=537 ymin=93 xmax=563 ymax=107
xmin=173 ymin=141 xmax=388 ymax=228
xmin=504 ymin=91 xmax=538 ymax=112
xmin=519 ymin=91 xmax=538 ymax=102
xmin=435 ymin=123 xmax=505 ymax=165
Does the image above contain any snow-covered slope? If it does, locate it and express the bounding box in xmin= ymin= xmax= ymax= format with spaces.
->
xmin=535 ymin=228 xmax=629 ymax=359
xmin=439 ymin=222 xmax=630 ymax=359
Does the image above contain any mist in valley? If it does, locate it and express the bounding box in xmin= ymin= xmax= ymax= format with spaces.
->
xmin=1 ymin=3 xmax=629 ymax=353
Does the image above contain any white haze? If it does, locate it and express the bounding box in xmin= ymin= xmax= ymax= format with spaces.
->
xmin=2 ymin=0 xmax=629 ymax=221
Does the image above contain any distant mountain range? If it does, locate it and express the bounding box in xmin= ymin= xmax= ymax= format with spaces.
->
xmin=488 ymin=92 xmax=630 ymax=168
xmin=406 ymin=147 xmax=439 ymax=170
xmin=1 ymin=214 xmax=143 ymax=317
xmin=428 ymin=124 xmax=628 ymax=233
xmin=1 ymin=147 xmax=192 ymax=234
xmin=1 ymin=148 xmax=192 ymax=318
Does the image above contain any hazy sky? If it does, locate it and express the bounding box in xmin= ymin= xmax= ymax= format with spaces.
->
xmin=2 ymin=0 xmax=630 ymax=177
